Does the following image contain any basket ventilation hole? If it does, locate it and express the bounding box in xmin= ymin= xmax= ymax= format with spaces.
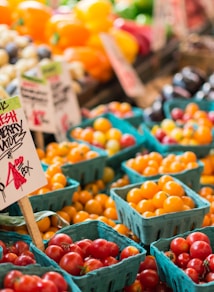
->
xmin=125 ymin=272 xmax=132 ymax=284
xmin=80 ymin=173 xmax=85 ymax=186
xmin=94 ymin=168 xmax=99 ymax=180
xmin=119 ymin=210 xmax=124 ymax=221
xmin=156 ymin=230 xmax=161 ymax=241
xmin=190 ymin=222 xmax=196 ymax=230
xmin=136 ymin=225 xmax=141 ymax=238
xmin=173 ymin=226 xmax=179 ymax=236
xmin=172 ymin=278 xmax=177 ymax=291
xmin=107 ymin=280 xmax=115 ymax=291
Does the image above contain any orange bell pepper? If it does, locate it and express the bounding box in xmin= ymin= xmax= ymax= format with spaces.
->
xmin=12 ymin=0 xmax=52 ymax=43
xmin=0 ymin=0 xmax=12 ymax=25
xmin=64 ymin=46 xmax=113 ymax=82
xmin=45 ymin=14 xmax=90 ymax=54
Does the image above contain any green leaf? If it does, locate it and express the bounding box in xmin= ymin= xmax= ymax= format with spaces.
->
xmin=51 ymin=32 xmax=60 ymax=45
xmin=0 ymin=210 xmax=69 ymax=228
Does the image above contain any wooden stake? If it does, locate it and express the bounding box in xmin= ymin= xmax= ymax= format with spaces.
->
xmin=34 ymin=131 xmax=45 ymax=150
xmin=18 ymin=196 xmax=44 ymax=251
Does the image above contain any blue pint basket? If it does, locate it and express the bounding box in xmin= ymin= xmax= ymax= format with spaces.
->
xmin=150 ymin=226 xmax=214 ymax=292
xmin=67 ymin=113 xmax=146 ymax=169
xmin=121 ymin=158 xmax=204 ymax=192
xmin=8 ymin=177 xmax=79 ymax=215
xmin=0 ymin=263 xmax=81 ymax=292
xmin=31 ymin=220 xmax=146 ymax=292
xmin=110 ymin=178 xmax=210 ymax=245
xmin=141 ymin=123 xmax=214 ymax=158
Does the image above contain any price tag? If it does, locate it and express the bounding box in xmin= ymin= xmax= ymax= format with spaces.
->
xmin=100 ymin=33 xmax=145 ymax=99
xmin=0 ymin=96 xmax=47 ymax=210
xmin=39 ymin=61 xmax=81 ymax=142
xmin=151 ymin=0 xmax=168 ymax=51
xmin=18 ymin=74 xmax=56 ymax=134
xmin=0 ymin=86 xmax=10 ymax=100
xmin=47 ymin=0 xmax=59 ymax=9
xmin=169 ymin=0 xmax=188 ymax=39
xmin=199 ymin=0 xmax=214 ymax=22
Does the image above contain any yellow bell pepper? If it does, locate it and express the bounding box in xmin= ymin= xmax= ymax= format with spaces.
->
xmin=73 ymin=0 xmax=112 ymax=22
xmin=109 ymin=27 xmax=139 ymax=63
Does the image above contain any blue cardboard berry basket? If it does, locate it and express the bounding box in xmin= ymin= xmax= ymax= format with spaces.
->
xmin=31 ymin=220 xmax=146 ymax=292
xmin=150 ymin=226 xmax=214 ymax=292
xmin=163 ymin=98 xmax=214 ymax=120
xmin=121 ymin=158 xmax=204 ymax=192
xmin=67 ymin=113 xmax=146 ymax=169
xmin=110 ymin=178 xmax=210 ymax=245
xmin=82 ymin=106 xmax=144 ymax=128
xmin=8 ymin=177 xmax=79 ymax=216
xmin=0 ymin=246 xmax=3 ymax=260
xmin=141 ymin=123 xmax=214 ymax=158
xmin=42 ymin=143 xmax=108 ymax=186
xmin=0 ymin=263 xmax=81 ymax=292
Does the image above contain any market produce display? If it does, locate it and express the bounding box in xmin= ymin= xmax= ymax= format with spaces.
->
xmin=0 ymin=1 xmax=214 ymax=291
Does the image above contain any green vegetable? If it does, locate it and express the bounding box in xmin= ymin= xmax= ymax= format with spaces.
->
xmin=113 ymin=2 xmax=138 ymax=20
xmin=0 ymin=210 xmax=69 ymax=227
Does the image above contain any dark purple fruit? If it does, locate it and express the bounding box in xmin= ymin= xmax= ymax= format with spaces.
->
xmin=161 ymin=84 xmax=191 ymax=101
xmin=37 ymin=45 xmax=52 ymax=60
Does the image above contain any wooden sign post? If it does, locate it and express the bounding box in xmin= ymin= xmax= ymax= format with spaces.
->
xmin=0 ymin=96 xmax=47 ymax=250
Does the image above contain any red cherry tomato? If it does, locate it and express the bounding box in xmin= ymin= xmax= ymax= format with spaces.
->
xmin=13 ymin=274 xmax=38 ymax=292
xmin=44 ymin=245 xmax=65 ymax=263
xmin=89 ymin=239 xmax=111 ymax=259
xmin=13 ymin=241 xmax=29 ymax=256
xmin=164 ymin=250 xmax=176 ymax=263
xmin=184 ymin=267 xmax=199 ymax=283
xmin=189 ymin=240 xmax=212 ymax=260
xmin=102 ymin=255 xmax=118 ymax=266
xmin=187 ymin=258 xmax=205 ymax=277
xmin=48 ymin=233 xmax=73 ymax=248
xmin=205 ymin=271 xmax=214 ymax=282
xmin=59 ymin=251 xmax=84 ymax=276
xmin=39 ymin=279 xmax=58 ymax=292
xmin=170 ymin=237 xmax=189 ymax=255
xmin=186 ymin=232 xmax=210 ymax=246
xmin=3 ymin=270 xmax=23 ymax=289
xmin=42 ymin=271 xmax=68 ymax=292
xmin=138 ymin=255 xmax=157 ymax=272
xmin=205 ymin=254 xmax=214 ymax=273
xmin=108 ymin=241 xmax=119 ymax=257
xmin=120 ymin=246 xmax=140 ymax=260
xmin=14 ymin=254 xmax=36 ymax=266
xmin=76 ymin=239 xmax=93 ymax=258
xmin=176 ymin=252 xmax=190 ymax=269
xmin=82 ymin=258 xmax=104 ymax=274
xmin=138 ymin=269 xmax=159 ymax=289
xmin=124 ymin=279 xmax=143 ymax=292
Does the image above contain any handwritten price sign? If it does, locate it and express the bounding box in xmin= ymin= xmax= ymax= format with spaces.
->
xmin=0 ymin=96 xmax=47 ymax=210
xmin=39 ymin=61 xmax=81 ymax=142
xmin=18 ymin=74 xmax=56 ymax=133
xmin=100 ymin=33 xmax=145 ymax=99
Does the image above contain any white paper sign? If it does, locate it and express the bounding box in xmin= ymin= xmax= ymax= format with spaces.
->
xmin=18 ymin=74 xmax=56 ymax=133
xmin=199 ymin=0 xmax=214 ymax=22
xmin=39 ymin=61 xmax=81 ymax=142
xmin=100 ymin=33 xmax=145 ymax=99
xmin=169 ymin=0 xmax=188 ymax=39
xmin=151 ymin=0 xmax=168 ymax=51
xmin=0 ymin=96 xmax=47 ymax=210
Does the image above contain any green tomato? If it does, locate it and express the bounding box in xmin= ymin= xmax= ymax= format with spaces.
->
xmin=133 ymin=0 xmax=153 ymax=14
xmin=113 ymin=2 xmax=138 ymax=20
xmin=135 ymin=13 xmax=152 ymax=25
